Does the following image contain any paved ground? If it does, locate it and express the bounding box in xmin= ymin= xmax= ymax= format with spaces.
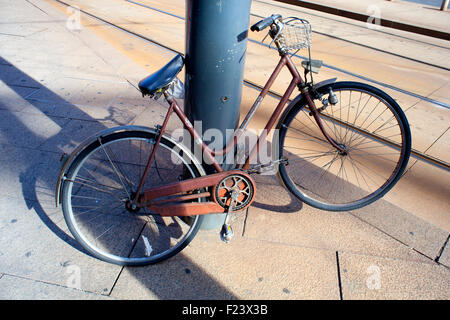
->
xmin=0 ymin=0 xmax=449 ymax=300
xmin=280 ymin=0 xmax=450 ymax=35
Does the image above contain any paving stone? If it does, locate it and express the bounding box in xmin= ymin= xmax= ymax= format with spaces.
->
xmin=0 ymin=107 xmax=71 ymax=149
xmin=37 ymin=118 xmax=117 ymax=154
xmin=338 ymin=252 xmax=450 ymax=299
xmin=437 ymin=237 xmax=450 ymax=268
xmin=0 ymin=0 xmax=448 ymax=301
xmin=110 ymin=237 xmax=340 ymax=300
xmin=244 ymin=174 xmax=430 ymax=262
xmin=382 ymin=161 xmax=450 ymax=234
xmin=404 ymin=101 xmax=450 ymax=154
xmin=0 ymin=196 xmax=122 ymax=294
xmin=0 ymin=274 xmax=111 ymax=300
xmin=0 ymin=144 xmax=61 ymax=203
xmin=353 ymin=181 xmax=450 ymax=261
xmin=0 ymin=82 xmax=40 ymax=112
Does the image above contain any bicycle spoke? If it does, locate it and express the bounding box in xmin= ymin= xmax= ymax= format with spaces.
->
xmin=280 ymin=84 xmax=409 ymax=209
xmin=62 ymin=132 xmax=206 ymax=265
xmin=68 ymin=178 xmax=126 ymax=202
xmin=105 ymin=144 xmax=136 ymax=191
xmin=347 ymin=154 xmax=386 ymax=187
xmin=98 ymin=138 xmax=131 ymax=199
xmin=346 ymin=93 xmax=372 ymax=144
xmin=289 ymin=122 xmax=330 ymax=146
xmin=296 ymin=153 xmax=339 ymax=193
xmin=331 ymin=157 xmax=346 ymax=203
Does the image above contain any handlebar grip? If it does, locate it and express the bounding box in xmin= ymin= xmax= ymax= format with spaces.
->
xmin=250 ymin=14 xmax=281 ymax=32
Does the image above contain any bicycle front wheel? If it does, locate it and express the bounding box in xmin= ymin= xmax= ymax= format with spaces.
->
xmin=277 ymin=82 xmax=411 ymax=211
xmin=61 ymin=130 xmax=205 ymax=266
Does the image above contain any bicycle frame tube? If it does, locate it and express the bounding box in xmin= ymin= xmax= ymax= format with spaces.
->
xmin=134 ymin=54 xmax=339 ymax=212
xmin=132 ymin=100 xmax=175 ymax=203
xmin=137 ymin=54 xmax=303 ymax=187
xmin=168 ymin=54 xmax=305 ymax=172
xmin=170 ymin=100 xmax=224 ymax=172
xmin=242 ymin=54 xmax=302 ymax=170
xmin=132 ymin=96 xmax=225 ymax=205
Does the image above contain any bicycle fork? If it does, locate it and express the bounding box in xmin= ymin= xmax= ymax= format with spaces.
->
xmin=303 ymin=89 xmax=347 ymax=155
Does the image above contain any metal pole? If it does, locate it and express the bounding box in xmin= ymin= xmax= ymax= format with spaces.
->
xmin=185 ymin=0 xmax=251 ymax=229
xmin=441 ymin=0 xmax=449 ymax=11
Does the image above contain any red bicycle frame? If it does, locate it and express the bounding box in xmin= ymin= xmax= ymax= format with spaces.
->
xmin=131 ymin=54 xmax=340 ymax=216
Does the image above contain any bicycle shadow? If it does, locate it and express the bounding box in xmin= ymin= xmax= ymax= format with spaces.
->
xmin=230 ymin=130 xmax=303 ymax=213
xmin=250 ymin=175 xmax=303 ymax=213
xmin=0 ymin=56 xmax=238 ymax=299
xmin=0 ymin=53 xmax=411 ymax=299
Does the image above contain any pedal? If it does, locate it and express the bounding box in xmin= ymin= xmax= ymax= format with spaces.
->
xmin=220 ymin=224 xmax=234 ymax=243
xmin=280 ymin=156 xmax=289 ymax=166
xmin=248 ymin=157 xmax=289 ymax=174
xmin=248 ymin=162 xmax=274 ymax=174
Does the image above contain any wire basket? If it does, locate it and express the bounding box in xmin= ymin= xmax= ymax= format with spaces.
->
xmin=277 ymin=17 xmax=312 ymax=52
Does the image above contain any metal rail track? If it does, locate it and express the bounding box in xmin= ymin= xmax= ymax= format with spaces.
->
xmin=271 ymin=0 xmax=450 ymax=41
xmin=127 ymin=0 xmax=450 ymax=71
xmin=52 ymin=0 xmax=450 ymax=171
xmin=254 ymin=0 xmax=450 ymax=50
xmin=125 ymin=0 xmax=450 ymax=108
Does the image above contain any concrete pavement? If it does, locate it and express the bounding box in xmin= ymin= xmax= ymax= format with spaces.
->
xmin=0 ymin=0 xmax=448 ymax=300
xmin=48 ymin=0 xmax=450 ymax=248
xmin=272 ymin=0 xmax=450 ymax=40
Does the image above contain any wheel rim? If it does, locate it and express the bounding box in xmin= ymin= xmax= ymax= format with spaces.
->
xmin=63 ymin=134 xmax=201 ymax=264
xmin=280 ymin=86 xmax=408 ymax=209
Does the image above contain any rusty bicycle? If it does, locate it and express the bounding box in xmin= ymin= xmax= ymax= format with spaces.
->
xmin=56 ymin=15 xmax=411 ymax=265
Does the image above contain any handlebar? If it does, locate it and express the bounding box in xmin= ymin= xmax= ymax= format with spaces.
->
xmin=250 ymin=14 xmax=282 ymax=32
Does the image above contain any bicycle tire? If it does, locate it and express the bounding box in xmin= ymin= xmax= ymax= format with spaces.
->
xmin=277 ymin=81 xmax=411 ymax=211
xmin=61 ymin=130 xmax=205 ymax=266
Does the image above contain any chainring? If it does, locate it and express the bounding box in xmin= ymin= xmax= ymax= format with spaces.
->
xmin=213 ymin=173 xmax=255 ymax=211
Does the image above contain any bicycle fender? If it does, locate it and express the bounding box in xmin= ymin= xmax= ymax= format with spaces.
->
xmin=54 ymin=125 xmax=206 ymax=207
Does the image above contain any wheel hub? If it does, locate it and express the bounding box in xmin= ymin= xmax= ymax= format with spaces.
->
xmin=337 ymin=143 xmax=348 ymax=156
xmin=125 ymin=192 xmax=141 ymax=214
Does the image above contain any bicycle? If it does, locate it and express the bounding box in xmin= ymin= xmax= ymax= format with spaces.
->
xmin=55 ymin=14 xmax=411 ymax=266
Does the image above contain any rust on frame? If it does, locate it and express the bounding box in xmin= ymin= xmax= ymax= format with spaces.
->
xmin=149 ymin=202 xmax=225 ymax=217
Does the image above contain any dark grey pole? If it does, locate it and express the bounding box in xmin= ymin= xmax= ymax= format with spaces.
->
xmin=185 ymin=0 xmax=251 ymax=229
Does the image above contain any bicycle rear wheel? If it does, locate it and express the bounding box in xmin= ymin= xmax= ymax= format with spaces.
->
xmin=61 ymin=130 xmax=205 ymax=266
xmin=277 ymin=81 xmax=411 ymax=211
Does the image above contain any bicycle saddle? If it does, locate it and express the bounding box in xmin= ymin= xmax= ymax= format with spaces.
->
xmin=138 ymin=54 xmax=184 ymax=96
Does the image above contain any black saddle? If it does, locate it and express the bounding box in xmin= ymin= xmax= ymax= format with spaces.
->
xmin=138 ymin=54 xmax=184 ymax=96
